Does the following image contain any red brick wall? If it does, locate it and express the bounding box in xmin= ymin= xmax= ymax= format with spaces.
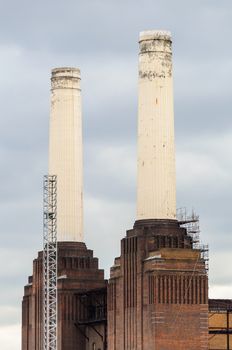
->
xmin=108 ymin=219 xmax=209 ymax=350
xmin=22 ymin=242 xmax=107 ymax=350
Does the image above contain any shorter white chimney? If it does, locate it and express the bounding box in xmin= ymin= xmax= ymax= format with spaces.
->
xmin=49 ymin=67 xmax=83 ymax=241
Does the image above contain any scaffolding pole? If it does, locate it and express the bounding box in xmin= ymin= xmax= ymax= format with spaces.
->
xmin=177 ymin=207 xmax=209 ymax=274
xmin=43 ymin=175 xmax=57 ymax=350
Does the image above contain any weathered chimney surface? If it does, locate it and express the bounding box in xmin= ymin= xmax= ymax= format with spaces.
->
xmin=137 ymin=30 xmax=176 ymax=221
xmin=49 ymin=67 xmax=83 ymax=241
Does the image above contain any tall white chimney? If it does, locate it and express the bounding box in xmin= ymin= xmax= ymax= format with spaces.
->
xmin=137 ymin=30 xmax=176 ymax=220
xmin=49 ymin=67 xmax=83 ymax=241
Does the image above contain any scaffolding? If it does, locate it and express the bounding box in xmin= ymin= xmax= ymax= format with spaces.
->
xmin=43 ymin=175 xmax=57 ymax=350
xmin=177 ymin=207 xmax=209 ymax=273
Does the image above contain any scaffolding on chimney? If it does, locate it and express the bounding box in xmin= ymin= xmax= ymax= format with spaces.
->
xmin=43 ymin=175 xmax=57 ymax=350
xmin=176 ymin=207 xmax=209 ymax=273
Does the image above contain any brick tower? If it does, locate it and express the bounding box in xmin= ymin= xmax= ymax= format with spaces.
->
xmin=22 ymin=68 xmax=107 ymax=350
xmin=107 ymin=31 xmax=208 ymax=350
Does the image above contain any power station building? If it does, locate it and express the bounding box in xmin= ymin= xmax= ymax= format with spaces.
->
xmin=22 ymin=67 xmax=107 ymax=350
xmin=21 ymin=30 xmax=230 ymax=349
xmin=107 ymin=30 xmax=208 ymax=350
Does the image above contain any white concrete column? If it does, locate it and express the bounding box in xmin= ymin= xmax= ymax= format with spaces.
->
xmin=49 ymin=67 xmax=83 ymax=241
xmin=137 ymin=31 xmax=176 ymax=220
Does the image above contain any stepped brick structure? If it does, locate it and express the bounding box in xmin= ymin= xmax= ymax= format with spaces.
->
xmin=22 ymin=242 xmax=107 ymax=350
xmin=108 ymin=220 xmax=208 ymax=350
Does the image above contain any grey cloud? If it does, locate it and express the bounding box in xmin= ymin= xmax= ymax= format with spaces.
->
xmin=84 ymin=196 xmax=135 ymax=274
xmin=209 ymin=251 xmax=232 ymax=285
xmin=0 ymin=0 xmax=231 ymax=58
xmin=0 ymin=306 xmax=20 ymax=326
xmin=84 ymin=143 xmax=136 ymax=202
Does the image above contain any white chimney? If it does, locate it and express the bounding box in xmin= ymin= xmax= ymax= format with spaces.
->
xmin=49 ymin=67 xmax=83 ymax=241
xmin=137 ymin=31 xmax=176 ymax=220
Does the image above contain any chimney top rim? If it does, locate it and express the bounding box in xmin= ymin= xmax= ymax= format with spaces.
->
xmin=139 ymin=30 xmax=172 ymax=42
xmin=51 ymin=67 xmax=81 ymax=79
xmin=52 ymin=67 xmax=80 ymax=73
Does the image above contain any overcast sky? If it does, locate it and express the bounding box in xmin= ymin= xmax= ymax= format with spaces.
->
xmin=0 ymin=1 xmax=232 ymax=349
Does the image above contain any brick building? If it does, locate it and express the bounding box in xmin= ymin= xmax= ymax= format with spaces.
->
xmin=209 ymin=299 xmax=232 ymax=349
xmin=22 ymin=242 xmax=107 ymax=350
xmin=107 ymin=30 xmax=208 ymax=350
xmin=22 ymin=31 xmax=215 ymax=350
xmin=108 ymin=219 xmax=208 ymax=350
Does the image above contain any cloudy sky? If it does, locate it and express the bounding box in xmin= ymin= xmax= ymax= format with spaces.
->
xmin=0 ymin=0 xmax=232 ymax=348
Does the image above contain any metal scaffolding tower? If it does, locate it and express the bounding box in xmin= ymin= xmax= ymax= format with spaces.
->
xmin=43 ymin=175 xmax=57 ymax=350
xmin=177 ymin=207 xmax=209 ymax=273
xmin=176 ymin=207 xmax=200 ymax=249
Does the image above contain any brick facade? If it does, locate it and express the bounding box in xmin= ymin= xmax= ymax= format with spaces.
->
xmin=209 ymin=299 xmax=232 ymax=349
xmin=22 ymin=221 xmax=209 ymax=350
xmin=22 ymin=242 xmax=107 ymax=350
xmin=108 ymin=219 xmax=209 ymax=350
